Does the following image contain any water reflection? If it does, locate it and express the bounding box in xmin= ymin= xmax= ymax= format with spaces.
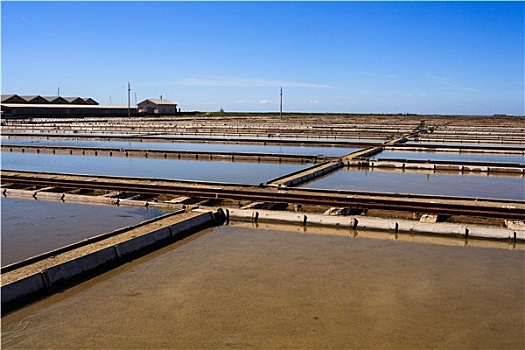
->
xmin=1 ymin=198 xmax=164 ymax=266
xmin=1 ymin=138 xmax=360 ymax=158
xmin=374 ymin=150 xmax=525 ymax=164
xmin=2 ymin=225 xmax=523 ymax=349
xmin=302 ymin=167 xmax=525 ymax=200
xmin=229 ymin=221 xmax=524 ymax=250
xmin=1 ymin=152 xmax=309 ymax=184
xmin=408 ymin=140 xmax=525 ymax=146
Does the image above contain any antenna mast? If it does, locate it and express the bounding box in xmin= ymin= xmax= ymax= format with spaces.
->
xmin=127 ymin=82 xmax=131 ymax=118
xmin=280 ymin=86 xmax=283 ymax=120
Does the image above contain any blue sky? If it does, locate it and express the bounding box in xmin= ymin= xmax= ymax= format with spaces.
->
xmin=2 ymin=1 xmax=523 ymax=115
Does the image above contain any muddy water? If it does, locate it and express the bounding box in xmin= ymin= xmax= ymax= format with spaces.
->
xmin=2 ymin=225 xmax=523 ymax=349
xmin=1 ymin=198 xmax=164 ymax=266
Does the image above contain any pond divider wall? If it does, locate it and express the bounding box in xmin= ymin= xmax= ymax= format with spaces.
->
xmin=267 ymin=160 xmax=344 ymax=187
xmin=1 ymin=210 xmax=225 ymax=314
xmin=225 ymin=208 xmax=524 ymax=241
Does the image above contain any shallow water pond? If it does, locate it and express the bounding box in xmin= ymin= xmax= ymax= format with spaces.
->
xmin=1 ymin=198 xmax=165 ymax=266
xmin=2 ymin=224 xmax=523 ymax=349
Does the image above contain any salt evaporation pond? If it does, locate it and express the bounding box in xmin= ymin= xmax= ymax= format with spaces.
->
xmin=408 ymin=140 xmax=525 ymax=146
xmin=2 ymin=225 xmax=523 ymax=348
xmin=1 ymin=152 xmax=309 ymax=184
xmin=1 ymin=198 xmax=165 ymax=266
xmin=374 ymin=150 xmax=525 ymax=164
xmin=145 ymin=134 xmax=384 ymax=143
xmin=302 ymin=167 xmax=525 ymax=200
xmin=1 ymin=138 xmax=360 ymax=158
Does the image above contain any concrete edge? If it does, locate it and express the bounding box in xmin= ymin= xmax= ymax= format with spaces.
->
xmin=3 ymin=188 xmax=186 ymax=210
xmin=1 ymin=144 xmax=322 ymax=164
xmin=225 ymin=208 xmax=524 ymax=241
xmin=1 ymin=210 xmax=186 ymax=273
xmin=268 ymin=160 xmax=344 ymax=187
xmin=350 ymin=160 xmax=524 ymax=175
xmin=1 ymin=210 xmax=224 ymax=314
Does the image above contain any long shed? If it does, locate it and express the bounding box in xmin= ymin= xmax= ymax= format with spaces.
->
xmin=1 ymin=103 xmax=137 ymax=118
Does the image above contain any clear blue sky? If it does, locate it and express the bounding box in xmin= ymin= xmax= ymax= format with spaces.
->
xmin=2 ymin=1 xmax=524 ymax=115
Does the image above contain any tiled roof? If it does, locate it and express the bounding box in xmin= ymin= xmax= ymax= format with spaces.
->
xmin=138 ymin=99 xmax=177 ymax=106
xmin=1 ymin=94 xmax=99 ymax=105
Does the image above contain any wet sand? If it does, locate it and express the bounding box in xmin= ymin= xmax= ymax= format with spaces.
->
xmin=2 ymin=224 xmax=524 ymax=349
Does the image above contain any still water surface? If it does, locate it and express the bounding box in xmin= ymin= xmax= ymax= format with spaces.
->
xmin=1 ymin=198 xmax=164 ymax=266
xmin=408 ymin=140 xmax=525 ymax=146
xmin=375 ymin=150 xmax=525 ymax=164
xmin=2 ymin=225 xmax=523 ymax=349
xmin=1 ymin=138 xmax=359 ymax=158
xmin=303 ymin=167 xmax=525 ymax=200
xmin=1 ymin=152 xmax=308 ymax=184
xmin=3 ymin=152 xmax=524 ymax=198
xmin=145 ymin=134 xmax=384 ymax=143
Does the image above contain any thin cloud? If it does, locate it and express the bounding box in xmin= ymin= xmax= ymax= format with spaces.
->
xmin=358 ymin=71 xmax=396 ymax=79
xmin=193 ymin=101 xmax=219 ymax=106
xmin=426 ymin=75 xmax=477 ymax=92
xmin=259 ymin=100 xmax=272 ymax=104
xmin=179 ymin=76 xmax=335 ymax=89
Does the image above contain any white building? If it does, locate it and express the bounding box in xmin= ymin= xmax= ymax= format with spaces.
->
xmin=137 ymin=99 xmax=178 ymax=115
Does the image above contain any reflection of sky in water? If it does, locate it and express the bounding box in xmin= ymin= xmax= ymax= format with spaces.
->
xmin=302 ymin=167 xmax=525 ymax=200
xmin=1 ymin=138 xmax=361 ymax=158
xmin=408 ymin=141 xmax=525 ymax=147
xmin=1 ymin=198 xmax=164 ymax=266
xmin=374 ymin=150 xmax=524 ymax=164
xmin=144 ymin=134 xmax=385 ymax=143
xmin=1 ymin=152 xmax=308 ymax=184
xmin=32 ymin=134 xmax=384 ymax=143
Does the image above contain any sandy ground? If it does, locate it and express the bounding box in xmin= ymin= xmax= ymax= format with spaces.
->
xmin=2 ymin=114 xmax=524 ymax=132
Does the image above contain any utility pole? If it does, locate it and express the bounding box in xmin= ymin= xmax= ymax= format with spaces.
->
xmin=280 ymin=86 xmax=283 ymax=120
xmin=127 ymin=82 xmax=131 ymax=119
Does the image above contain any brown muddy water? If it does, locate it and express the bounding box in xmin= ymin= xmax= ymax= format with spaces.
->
xmin=2 ymin=224 xmax=524 ymax=349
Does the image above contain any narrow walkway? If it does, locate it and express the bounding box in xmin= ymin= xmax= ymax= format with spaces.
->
xmin=270 ymin=135 xmax=411 ymax=187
